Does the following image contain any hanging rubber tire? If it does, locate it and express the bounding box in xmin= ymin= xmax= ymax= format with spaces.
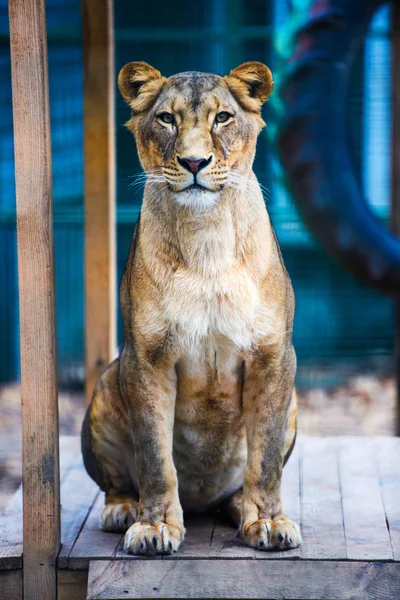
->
xmin=277 ymin=0 xmax=400 ymax=297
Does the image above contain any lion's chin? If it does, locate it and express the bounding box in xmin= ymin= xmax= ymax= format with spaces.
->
xmin=172 ymin=187 xmax=221 ymax=212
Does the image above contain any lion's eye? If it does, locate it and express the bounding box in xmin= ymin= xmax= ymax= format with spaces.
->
xmin=158 ymin=112 xmax=175 ymax=124
xmin=215 ymin=111 xmax=231 ymax=124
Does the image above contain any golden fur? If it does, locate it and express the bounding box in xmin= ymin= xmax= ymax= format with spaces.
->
xmin=81 ymin=61 xmax=301 ymax=555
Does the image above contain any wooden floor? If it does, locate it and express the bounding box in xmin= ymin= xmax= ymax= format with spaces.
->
xmin=1 ymin=436 xmax=400 ymax=599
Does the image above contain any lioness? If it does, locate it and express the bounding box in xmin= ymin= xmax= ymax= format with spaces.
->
xmin=81 ymin=61 xmax=302 ymax=555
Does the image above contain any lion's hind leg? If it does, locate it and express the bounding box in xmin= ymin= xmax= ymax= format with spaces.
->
xmin=219 ymin=488 xmax=302 ymax=550
xmin=81 ymin=358 xmax=139 ymax=533
xmin=219 ymin=389 xmax=299 ymax=549
xmin=219 ymin=488 xmax=243 ymax=528
xmin=100 ymin=492 xmax=139 ymax=533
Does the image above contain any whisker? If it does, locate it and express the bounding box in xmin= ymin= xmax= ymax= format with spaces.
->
xmin=226 ymin=171 xmax=271 ymax=199
xmin=127 ymin=170 xmax=167 ymax=193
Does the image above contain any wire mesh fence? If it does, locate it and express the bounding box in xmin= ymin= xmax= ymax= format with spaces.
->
xmin=0 ymin=0 xmax=394 ymax=388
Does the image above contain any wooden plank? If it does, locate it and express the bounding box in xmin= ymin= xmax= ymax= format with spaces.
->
xmin=338 ymin=438 xmax=393 ymax=561
xmin=0 ymin=498 xmax=23 ymax=570
xmin=72 ymin=509 xmax=216 ymax=565
xmin=1 ymin=438 xmax=97 ymax=571
xmin=392 ymin=0 xmax=400 ymax=436
xmin=57 ymin=459 xmax=100 ymax=568
xmin=0 ymin=570 xmax=23 ymax=600
xmin=58 ymin=570 xmax=88 ymax=600
xmin=299 ymin=437 xmax=346 ymax=559
xmin=83 ymin=0 xmax=116 ymax=404
xmin=86 ymin=559 xmax=400 ymax=600
xmin=68 ymin=492 xmax=122 ymax=570
xmin=8 ymin=1 xmax=60 ymax=597
xmin=59 ymin=436 xmax=83 ymax=472
xmin=375 ymin=437 xmax=400 ymax=560
xmin=164 ymin=514 xmax=215 ymax=559
xmin=210 ymin=517 xmax=254 ymax=559
xmin=0 ymin=436 xmax=81 ymax=570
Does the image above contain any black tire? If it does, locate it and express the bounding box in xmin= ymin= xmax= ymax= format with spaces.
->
xmin=277 ymin=0 xmax=400 ymax=296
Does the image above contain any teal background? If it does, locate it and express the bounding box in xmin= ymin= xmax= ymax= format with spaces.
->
xmin=0 ymin=0 xmax=394 ymax=386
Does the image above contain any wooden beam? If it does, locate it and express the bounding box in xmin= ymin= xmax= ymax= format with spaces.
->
xmin=8 ymin=1 xmax=60 ymax=598
xmin=86 ymin=559 xmax=400 ymax=600
xmin=83 ymin=0 xmax=116 ymax=404
xmin=392 ymin=1 xmax=400 ymax=436
xmin=58 ymin=571 xmax=88 ymax=600
xmin=0 ymin=571 xmax=22 ymax=600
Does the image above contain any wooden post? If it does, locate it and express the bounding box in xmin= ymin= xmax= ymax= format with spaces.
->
xmin=392 ymin=1 xmax=400 ymax=436
xmin=83 ymin=0 xmax=117 ymax=404
xmin=8 ymin=1 xmax=60 ymax=598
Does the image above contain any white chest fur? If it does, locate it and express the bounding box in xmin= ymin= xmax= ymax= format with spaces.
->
xmin=162 ymin=207 xmax=275 ymax=351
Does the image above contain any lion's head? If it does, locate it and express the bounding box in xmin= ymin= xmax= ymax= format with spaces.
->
xmin=118 ymin=61 xmax=273 ymax=209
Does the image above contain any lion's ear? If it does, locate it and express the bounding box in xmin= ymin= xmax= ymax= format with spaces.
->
xmin=118 ymin=61 xmax=166 ymax=111
xmin=225 ymin=62 xmax=274 ymax=111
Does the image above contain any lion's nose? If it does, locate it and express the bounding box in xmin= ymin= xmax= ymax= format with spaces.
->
xmin=177 ymin=156 xmax=212 ymax=175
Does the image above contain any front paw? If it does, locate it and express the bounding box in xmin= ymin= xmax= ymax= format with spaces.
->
xmin=243 ymin=516 xmax=302 ymax=551
xmin=124 ymin=522 xmax=185 ymax=556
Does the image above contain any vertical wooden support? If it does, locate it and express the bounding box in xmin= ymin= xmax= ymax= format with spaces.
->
xmin=392 ymin=1 xmax=400 ymax=436
xmin=83 ymin=0 xmax=116 ymax=404
xmin=8 ymin=1 xmax=60 ymax=598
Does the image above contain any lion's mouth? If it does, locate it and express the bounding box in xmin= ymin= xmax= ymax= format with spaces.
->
xmin=181 ymin=182 xmax=207 ymax=192
xmin=178 ymin=182 xmax=221 ymax=193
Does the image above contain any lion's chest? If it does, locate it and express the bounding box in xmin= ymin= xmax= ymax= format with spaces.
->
xmin=162 ymin=258 xmax=275 ymax=354
xmin=164 ymin=268 xmax=261 ymax=349
xmin=160 ymin=206 xmax=273 ymax=349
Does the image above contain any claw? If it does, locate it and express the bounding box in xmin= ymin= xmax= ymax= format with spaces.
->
xmin=264 ymin=521 xmax=270 ymax=543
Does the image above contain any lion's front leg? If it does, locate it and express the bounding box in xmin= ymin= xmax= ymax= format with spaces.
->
xmin=241 ymin=343 xmax=302 ymax=551
xmin=120 ymin=346 xmax=185 ymax=556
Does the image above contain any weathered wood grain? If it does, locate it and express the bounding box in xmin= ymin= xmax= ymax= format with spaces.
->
xmin=210 ymin=517 xmax=254 ymax=559
xmin=338 ymin=437 xmax=393 ymax=561
xmin=59 ymin=436 xmax=83 ymax=473
xmin=68 ymin=492 xmax=122 ymax=569
xmin=55 ymin=436 xmax=399 ymax=571
xmin=9 ymin=0 xmax=60 ymax=597
xmin=83 ymin=0 xmax=116 ymax=404
xmin=0 ymin=436 xmax=82 ymax=570
xmin=299 ymin=437 xmax=346 ymax=559
xmin=375 ymin=437 xmax=400 ymax=560
xmin=86 ymin=559 xmax=400 ymax=600
xmin=4 ymin=433 xmax=399 ymax=596
xmin=75 ymin=491 xmax=105 ymax=532
xmin=164 ymin=514 xmax=216 ymax=559
xmin=58 ymin=570 xmax=88 ymax=600
xmin=0 ymin=570 xmax=23 ymax=600
xmin=0 ymin=494 xmax=23 ymax=570
xmin=57 ymin=459 xmax=100 ymax=568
